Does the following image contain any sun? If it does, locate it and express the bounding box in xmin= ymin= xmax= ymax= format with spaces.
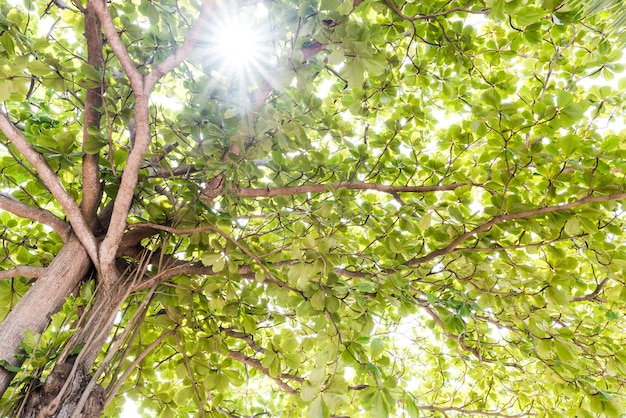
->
xmin=215 ymin=16 xmax=260 ymax=70
xmin=204 ymin=4 xmax=271 ymax=83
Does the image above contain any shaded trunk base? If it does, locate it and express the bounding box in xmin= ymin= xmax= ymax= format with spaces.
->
xmin=21 ymin=356 xmax=105 ymax=418
xmin=19 ymin=274 xmax=133 ymax=418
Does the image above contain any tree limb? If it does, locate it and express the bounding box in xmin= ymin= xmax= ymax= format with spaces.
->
xmin=126 ymin=223 xmax=302 ymax=294
xmin=383 ymin=0 xmax=488 ymax=22
xmin=0 ymin=266 xmax=47 ymax=281
xmin=227 ymin=350 xmax=300 ymax=395
xmin=144 ymin=0 xmax=215 ymax=91
xmin=0 ymin=112 xmax=100 ymax=269
xmin=90 ymin=0 xmax=143 ymax=92
xmin=235 ymin=181 xmax=469 ymax=198
xmin=417 ymin=404 xmax=536 ymax=417
xmin=221 ymin=328 xmax=266 ymax=354
xmin=80 ymin=1 xmax=105 ymax=226
xmin=95 ymin=0 xmax=215 ymax=284
xmin=571 ymin=277 xmax=610 ymax=302
xmin=406 ymin=192 xmax=626 ymax=267
xmin=0 ymin=192 xmax=70 ymax=241
xmin=104 ymin=329 xmax=176 ymax=407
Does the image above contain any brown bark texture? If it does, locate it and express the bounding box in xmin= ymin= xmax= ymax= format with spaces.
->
xmin=0 ymin=236 xmax=90 ymax=399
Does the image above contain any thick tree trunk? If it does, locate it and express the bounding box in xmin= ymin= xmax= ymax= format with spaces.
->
xmin=20 ymin=356 xmax=105 ymax=418
xmin=20 ymin=273 xmax=131 ymax=418
xmin=0 ymin=236 xmax=91 ymax=398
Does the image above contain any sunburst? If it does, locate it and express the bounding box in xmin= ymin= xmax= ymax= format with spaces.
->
xmin=203 ymin=3 xmax=273 ymax=87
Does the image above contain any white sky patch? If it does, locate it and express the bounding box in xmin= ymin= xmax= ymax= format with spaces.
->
xmin=469 ymin=189 xmax=484 ymax=215
xmin=463 ymin=13 xmax=487 ymax=30
xmin=316 ymin=78 xmax=334 ymax=98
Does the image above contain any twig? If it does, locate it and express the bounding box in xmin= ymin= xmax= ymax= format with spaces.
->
xmin=406 ymin=192 xmax=626 ymax=266
xmin=0 ymin=192 xmax=70 ymax=241
xmin=235 ymin=181 xmax=470 ymax=198
xmin=0 ymin=266 xmax=46 ymax=281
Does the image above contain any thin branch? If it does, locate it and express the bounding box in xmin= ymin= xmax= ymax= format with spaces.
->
xmin=0 ymin=266 xmax=46 ymax=281
xmin=418 ymin=404 xmax=536 ymax=417
xmin=418 ymin=302 xmax=483 ymax=360
xmin=235 ymin=181 xmax=469 ymax=198
xmin=174 ymin=333 xmax=206 ymax=418
xmin=0 ymin=112 xmax=100 ymax=269
xmin=90 ymin=0 xmax=143 ymax=92
xmin=383 ymin=0 xmax=488 ymax=21
xmin=144 ymin=0 xmax=215 ymax=91
xmin=406 ymin=192 xmax=626 ymax=267
xmin=0 ymin=192 xmax=70 ymax=241
xmin=571 ymin=277 xmax=610 ymax=302
xmin=453 ymin=234 xmax=587 ymax=253
xmin=128 ymin=223 xmax=301 ymax=294
xmin=227 ymin=350 xmax=300 ymax=395
xmin=104 ymin=329 xmax=176 ymax=407
xmin=221 ymin=328 xmax=266 ymax=354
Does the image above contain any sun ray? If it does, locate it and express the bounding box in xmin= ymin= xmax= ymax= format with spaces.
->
xmin=202 ymin=3 xmax=273 ymax=88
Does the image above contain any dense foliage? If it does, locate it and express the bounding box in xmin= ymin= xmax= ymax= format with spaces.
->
xmin=1 ymin=0 xmax=626 ymax=416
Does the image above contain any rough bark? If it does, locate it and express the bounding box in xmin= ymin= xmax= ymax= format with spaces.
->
xmin=21 ymin=356 xmax=105 ymax=418
xmin=0 ymin=236 xmax=90 ymax=398
xmin=20 ymin=278 xmax=130 ymax=418
xmin=81 ymin=1 xmax=104 ymax=227
xmin=0 ymin=0 xmax=213 ymax=411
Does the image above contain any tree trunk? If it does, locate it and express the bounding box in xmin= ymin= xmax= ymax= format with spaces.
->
xmin=20 ymin=356 xmax=105 ymax=418
xmin=20 ymin=273 xmax=131 ymax=418
xmin=0 ymin=236 xmax=91 ymax=398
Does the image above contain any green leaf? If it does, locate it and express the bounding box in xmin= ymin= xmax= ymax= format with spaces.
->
xmin=564 ymin=217 xmax=581 ymax=235
xmin=301 ymin=380 xmax=320 ymax=402
xmin=83 ymin=134 xmax=108 ymax=154
xmin=0 ymin=81 xmax=10 ymax=101
xmin=307 ymin=395 xmax=329 ymax=418
xmin=370 ymin=338 xmax=385 ymax=358
xmin=554 ymin=337 xmax=577 ymax=361
xmin=80 ymin=63 xmax=102 ymax=82
xmin=0 ymin=359 xmax=22 ymax=373
xmin=546 ymin=286 xmax=570 ymax=307
xmin=405 ymin=396 xmax=420 ymax=418
xmin=337 ymin=0 xmax=353 ymax=15
xmin=515 ymin=6 xmax=547 ymax=26
xmin=28 ymin=60 xmax=52 ymax=76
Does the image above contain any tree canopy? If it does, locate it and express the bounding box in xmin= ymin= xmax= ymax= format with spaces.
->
xmin=1 ymin=0 xmax=626 ymax=417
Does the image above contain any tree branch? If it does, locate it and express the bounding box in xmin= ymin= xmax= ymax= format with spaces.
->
xmin=227 ymin=350 xmax=300 ymax=395
xmin=144 ymin=0 xmax=215 ymax=91
xmin=0 ymin=192 xmax=70 ymax=241
xmin=417 ymin=404 xmax=536 ymax=417
xmin=0 ymin=112 xmax=100 ymax=269
xmin=418 ymin=301 xmax=484 ymax=360
xmin=235 ymin=181 xmax=469 ymax=198
xmin=127 ymin=223 xmax=302 ymax=294
xmin=90 ymin=0 xmax=143 ymax=92
xmin=221 ymin=328 xmax=266 ymax=354
xmin=174 ymin=333 xmax=207 ymax=417
xmin=453 ymin=234 xmax=587 ymax=253
xmin=104 ymin=329 xmax=176 ymax=407
xmin=571 ymin=277 xmax=610 ymax=302
xmin=406 ymin=192 xmax=626 ymax=267
xmin=80 ymin=1 xmax=105 ymax=226
xmin=383 ymin=0 xmax=488 ymax=22
xmin=0 ymin=266 xmax=47 ymax=281
xmin=95 ymin=1 xmax=215 ymax=284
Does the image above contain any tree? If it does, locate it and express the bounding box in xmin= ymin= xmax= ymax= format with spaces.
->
xmin=0 ymin=0 xmax=625 ymax=416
